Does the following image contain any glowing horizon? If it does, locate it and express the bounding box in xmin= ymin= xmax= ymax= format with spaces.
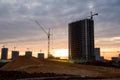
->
xmin=1 ymin=46 xmax=120 ymax=60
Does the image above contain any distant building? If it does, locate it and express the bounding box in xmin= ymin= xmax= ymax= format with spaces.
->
xmin=68 ymin=19 xmax=95 ymax=62
xmin=11 ymin=51 xmax=19 ymax=60
xmin=25 ymin=51 xmax=32 ymax=57
xmin=1 ymin=48 xmax=8 ymax=60
xmin=94 ymin=48 xmax=101 ymax=61
xmin=119 ymin=54 xmax=120 ymax=57
xmin=112 ymin=57 xmax=120 ymax=62
xmin=100 ymin=56 xmax=104 ymax=61
xmin=38 ymin=53 xmax=44 ymax=60
xmin=94 ymin=48 xmax=105 ymax=61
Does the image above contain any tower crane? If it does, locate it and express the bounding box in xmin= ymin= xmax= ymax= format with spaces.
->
xmin=89 ymin=11 xmax=98 ymax=20
xmin=35 ymin=20 xmax=52 ymax=59
xmin=85 ymin=11 xmax=98 ymax=60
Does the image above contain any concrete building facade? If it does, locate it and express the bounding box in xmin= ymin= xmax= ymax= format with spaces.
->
xmin=68 ymin=19 xmax=95 ymax=62
xmin=94 ymin=48 xmax=101 ymax=61
xmin=25 ymin=51 xmax=32 ymax=57
xmin=38 ymin=53 xmax=44 ymax=60
xmin=1 ymin=48 xmax=8 ymax=60
xmin=11 ymin=51 xmax=19 ymax=59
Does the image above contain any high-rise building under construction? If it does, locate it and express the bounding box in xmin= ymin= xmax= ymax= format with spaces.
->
xmin=68 ymin=19 xmax=95 ymax=62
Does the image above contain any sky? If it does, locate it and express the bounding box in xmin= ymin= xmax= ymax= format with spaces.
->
xmin=0 ymin=0 xmax=120 ymax=59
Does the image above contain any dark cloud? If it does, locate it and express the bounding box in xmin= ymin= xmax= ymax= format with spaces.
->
xmin=0 ymin=0 xmax=119 ymax=46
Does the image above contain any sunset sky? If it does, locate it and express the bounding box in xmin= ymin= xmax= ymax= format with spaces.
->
xmin=0 ymin=0 xmax=120 ymax=60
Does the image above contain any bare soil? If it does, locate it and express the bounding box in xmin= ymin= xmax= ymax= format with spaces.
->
xmin=1 ymin=56 xmax=120 ymax=78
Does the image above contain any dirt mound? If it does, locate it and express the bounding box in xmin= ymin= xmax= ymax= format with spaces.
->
xmin=0 ymin=71 xmax=70 ymax=80
xmin=0 ymin=56 xmax=102 ymax=77
xmin=1 ymin=56 xmax=120 ymax=78
xmin=0 ymin=56 xmax=43 ymax=71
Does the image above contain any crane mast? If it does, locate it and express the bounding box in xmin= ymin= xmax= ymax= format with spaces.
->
xmin=35 ymin=20 xmax=51 ymax=59
xmin=48 ymin=28 xmax=51 ymax=58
